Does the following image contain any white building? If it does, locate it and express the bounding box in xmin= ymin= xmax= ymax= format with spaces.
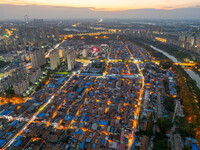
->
xmin=27 ymin=67 xmax=42 ymax=83
xmin=49 ymin=50 xmax=60 ymax=70
xmin=12 ymin=66 xmax=27 ymax=83
xmin=30 ymin=48 xmax=46 ymax=68
xmin=67 ymin=50 xmax=75 ymax=71
xmin=13 ymin=79 xmax=29 ymax=95
xmin=0 ymin=76 xmax=12 ymax=94
xmin=186 ymin=36 xmax=195 ymax=46
xmin=196 ymin=36 xmax=200 ymax=47
xmin=83 ymin=49 xmax=88 ymax=58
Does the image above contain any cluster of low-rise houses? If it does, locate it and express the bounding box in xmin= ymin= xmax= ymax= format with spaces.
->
xmin=0 ymin=40 xmax=199 ymax=150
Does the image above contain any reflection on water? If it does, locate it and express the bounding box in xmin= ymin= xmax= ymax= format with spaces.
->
xmin=63 ymin=28 xmax=87 ymax=32
xmin=185 ymin=69 xmax=200 ymax=89
xmin=150 ymin=45 xmax=200 ymax=89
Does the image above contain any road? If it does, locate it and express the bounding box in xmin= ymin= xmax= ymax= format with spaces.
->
xmin=2 ymin=74 xmax=74 ymax=149
xmin=45 ymin=40 xmax=65 ymax=58
xmin=122 ymin=41 xmax=145 ymax=150
xmin=2 ymin=61 xmax=89 ymax=149
xmin=2 ymin=42 xmax=145 ymax=149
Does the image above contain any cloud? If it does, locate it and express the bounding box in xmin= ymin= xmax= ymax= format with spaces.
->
xmin=1 ymin=0 xmax=200 ymax=11
xmin=0 ymin=0 xmax=31 ymax=5
xmin=0 ymin=4 xmax=200 ymax=20
xmin=89 ymin=7 xmax=126 ymax=11
xmin=160 ymin=6 xmax=176 ymax=10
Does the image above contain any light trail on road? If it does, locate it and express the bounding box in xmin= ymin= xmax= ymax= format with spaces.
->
xmin=122 ymin=41 xmax=145 ymax=150
xmin=45 ymin=40 xmax=65 ymax=58
xmin=2 ymin=60 xmax=88 ymax=149
xmin=2 ymin=74 xmax=75 ymax=149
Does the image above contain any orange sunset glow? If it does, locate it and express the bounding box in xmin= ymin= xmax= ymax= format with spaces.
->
xmin=0 ymin=0 xmax=199 ymax=11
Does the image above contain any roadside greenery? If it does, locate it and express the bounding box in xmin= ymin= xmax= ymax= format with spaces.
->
xmin=54 ymin=71 xmax=72 ymax=75
xmin=35 ymin=71 xmax=51 ymax=91
xmin=0 ymin=61 xmax=10 ymax=68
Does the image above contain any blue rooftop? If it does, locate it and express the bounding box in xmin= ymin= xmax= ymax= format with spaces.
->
xmin=74 ymin=129 xmax=83 ymax=135
xmin=0 ymin=110 xmax=12 ymax=116
xmin=101 ymin=139 xmax=105 ymax=145
xmin=191 ymin=143 xmax=199 ymax=150
xmin=64 ymin=115 xmax=74 ymax=121
xmin=79 ymin=142 xmax=85 ymax=149
xmin=16 ymin=136 xmax=22 ymax=141
xmin=77 ymin=88 xmax=82 ymax=93
xmin=10 ymin=120 xmax=18 ymax=126
xmin=86 ymin=138 xmax=91 ymax=143
xmin=0 ymin=139 xmax=6 ymax=147
xmin=92 ymin=143 xmax=96 ymax=149
xmin=14 ymin=141 xmax=21 ymax=147
xmin=37 ymin=113 xmax=45 ymax=118
xmin=83 ymin=117 xmax=88 ymax=122
xmin=57 ymin=77 xmax=66 ymax=84
xmin=99 ymin=120 xmax=108 ymax=126
xmin=86 ymin=82 xmax=93 ymax=86
xmin=132 ymin=139 xmax=137 ymax=148
xmin=71 ymin=139 xmax=75 ymax=143
xmin=68 ymin=93 xmax=74 ymax=97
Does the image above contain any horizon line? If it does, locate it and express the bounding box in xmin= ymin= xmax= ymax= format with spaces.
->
xmin=0 ymin=3 xmax=200 ymax=12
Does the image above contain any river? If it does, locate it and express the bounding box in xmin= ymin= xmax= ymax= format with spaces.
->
xmin=150 ymin=45 xmax=200 ymax=89
xmin=63 ymin=28 xmax=88 ymax=32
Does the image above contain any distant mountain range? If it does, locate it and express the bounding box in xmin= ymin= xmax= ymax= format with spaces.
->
xmin=0 ymin=4 xmax=200 ymax=20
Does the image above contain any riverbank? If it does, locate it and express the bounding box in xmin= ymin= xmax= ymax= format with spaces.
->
xmin=128 ymin=39 xmax=200 ymax=145
xmin=130 ymin=39 xmax=200 ymax=101
xmin=133 ymin=38 xmax=200 ymax=76
xmin=150 ymin=45 xmax=200 ymax=90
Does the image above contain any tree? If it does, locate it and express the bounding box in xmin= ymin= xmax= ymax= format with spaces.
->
xmin=146 ymin=114 xmax=153 ymax=136
xmin=157 ymin=118 xmax=172 ymax=134
xmin=5 ymin=87 xmax=15 ymax=95
xmin=0 ymin=61 xmax=9 ymax=68
xmin=153 ymin=139 xmax=168 ymax=150
xmin=163 ymin=97 xmax=175 ymax=113
xmin=73 ymin=84 xmax=79 ymax=91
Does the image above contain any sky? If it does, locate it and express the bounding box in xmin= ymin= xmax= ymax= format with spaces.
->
xmin=0 ymin=0 xmax=200 ymax=19
xmin=0 ymin=0 xmax=200 ymax=11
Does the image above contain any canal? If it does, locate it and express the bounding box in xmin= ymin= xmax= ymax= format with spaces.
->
xmin=150 ymin=45 xmax=200 ymax=89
